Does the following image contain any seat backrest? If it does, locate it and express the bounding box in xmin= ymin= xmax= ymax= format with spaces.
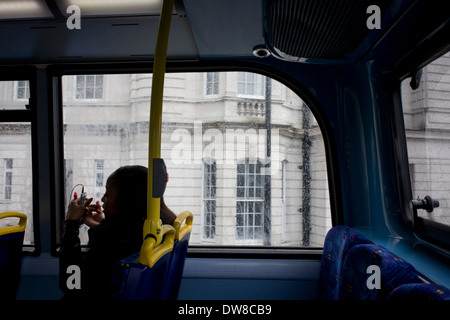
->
xmin=339 ymin=243 xmax=421 ymax=300
xmin=105 ymin=224 xmax=175 ymax=300
xmin=318 ymin=226 xmax=372 ymax=300
xmin=0 ymin=212 xmax=27 ymax=300
xmin=162 ymin=211 xmax=193 ymax=300
xmin=388 ymin=283 xmax=450 ymax=300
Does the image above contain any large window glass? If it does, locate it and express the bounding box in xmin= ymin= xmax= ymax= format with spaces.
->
xmin=0 ymin=80 xmax=34 ymax=245
xmin=0 ymin=125 xmax=33 ymax=245
xmin=62 ymin=72 xmax=331 ymax=247
xmin=401 ymin=51 xmax=450 ymax=228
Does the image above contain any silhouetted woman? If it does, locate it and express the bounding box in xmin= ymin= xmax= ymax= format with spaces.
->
xmin=59 ymin=165 xmax=176 ymax=299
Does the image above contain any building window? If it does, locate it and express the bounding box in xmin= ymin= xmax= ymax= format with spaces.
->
xmin=205 ymin=72 xmax=219 ymax=96
xmin=93 ymin=159 xmax=105 ymax=204
xmin=94 ymin=159 xmax=104 ymax=188
xmin=3 ymin=158 xmax=13 ymax=200
xmin=237 ymin=72 xmax=265 ymax=98
xmin=203 ymin=159 xmax=216 ymax=239
xmin=236 ymin=159 xmax=264 ymax=240
xmin=15 ymin=81 xmax=29 ymax=100
xmin=76 ymin=75 xmax=103 ymax=100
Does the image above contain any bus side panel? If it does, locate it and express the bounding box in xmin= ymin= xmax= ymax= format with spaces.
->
xmin=178 ymin=257 xmax=321 ymax=300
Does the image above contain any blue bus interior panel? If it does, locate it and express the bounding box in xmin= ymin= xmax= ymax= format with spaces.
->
xmin=179 ymin=257 xmax=322 ymax=300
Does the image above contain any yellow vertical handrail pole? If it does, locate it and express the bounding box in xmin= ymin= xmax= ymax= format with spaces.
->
xmin=143 ymin=0 xmax=175 ymax=245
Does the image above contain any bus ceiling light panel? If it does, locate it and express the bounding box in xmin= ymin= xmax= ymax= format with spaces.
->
xmin=56 ymin=0 xmax=164 ymax=17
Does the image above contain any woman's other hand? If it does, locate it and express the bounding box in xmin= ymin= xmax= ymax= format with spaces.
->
xmin=83 ymin=200 xmax=105 ymax=228
xmin=67 ymin=197 xmax=93 ymax=222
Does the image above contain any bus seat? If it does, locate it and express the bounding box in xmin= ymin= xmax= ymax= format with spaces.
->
xmin=339 ymin=243 xmax=422 ymax=300
xmin=0 ymin=212 xmax=27 ymax=300
xmin=162 ymin=211 xmax=193 ymax=300
xmin=318 ymin=226 xmax=372 ymax=300
xmin=105 ymin=224 xmax=175 ymax=300
xmin=388 ymin=283 xmax=450 ymax=300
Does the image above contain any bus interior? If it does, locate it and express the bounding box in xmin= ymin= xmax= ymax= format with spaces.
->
xmin=0 ymin=0 xmax=449 ymax=301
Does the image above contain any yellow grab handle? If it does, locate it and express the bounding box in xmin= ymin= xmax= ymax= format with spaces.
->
xmin=144 ymin=0 xmax=175 ymax=245
xmin=173 ymin=211 xmax=193 ymax=241
xmin=0 ymin=212 xmax=27 ymax=237
xmin=138 ymin=224 xmax=175 ymax=268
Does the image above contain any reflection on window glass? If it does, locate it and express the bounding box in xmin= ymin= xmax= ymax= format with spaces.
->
xmin=402 ymin=51 xmax=450 ymax=227
xmin=0 ymin=123 xmax=34 ymax=245
xmin=62 ymin=72 xmax=331 ymax=247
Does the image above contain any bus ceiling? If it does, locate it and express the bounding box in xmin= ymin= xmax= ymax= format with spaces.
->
xmin=0 ymin=0 xmax=448 ymax=72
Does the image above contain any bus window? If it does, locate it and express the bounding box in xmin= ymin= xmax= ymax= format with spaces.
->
xmin=401 ymin=51 xmax=450 ymax=229
xmin=0 ymin=81 xmax=34 ymax=246
xmin=62 ymin=72 xmax=331 ymax=248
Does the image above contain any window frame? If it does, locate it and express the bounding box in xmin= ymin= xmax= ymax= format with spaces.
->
xmin=49 ymin=63 xmax=339 ymax=258
xmin=0 ymin=69 xmax=40 ymax=255
xmin=393 ymin=50 xmax=450 ymax=251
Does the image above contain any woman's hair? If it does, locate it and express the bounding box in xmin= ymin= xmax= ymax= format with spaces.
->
xmin=108 ymin=165 xmax=176 ymax=225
